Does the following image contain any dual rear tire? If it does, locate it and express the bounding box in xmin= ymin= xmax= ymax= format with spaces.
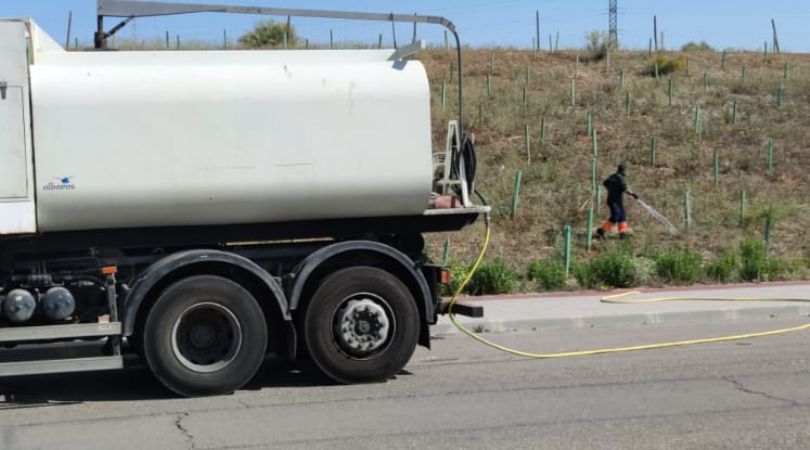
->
xmin=141 ymin=267 xmax=420 ymax=396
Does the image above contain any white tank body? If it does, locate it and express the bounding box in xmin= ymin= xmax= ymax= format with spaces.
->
xmin=30 ymin=48 xmax=433 ymax=232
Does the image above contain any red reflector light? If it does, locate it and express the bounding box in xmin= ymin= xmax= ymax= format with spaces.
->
xmin=440 ymin=269 xmax=452 ymax=285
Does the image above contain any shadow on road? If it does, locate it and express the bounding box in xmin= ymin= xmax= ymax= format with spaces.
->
xmin=0 ymin=358 xmax=335 ymax=407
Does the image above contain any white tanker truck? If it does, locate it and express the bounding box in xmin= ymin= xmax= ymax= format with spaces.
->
xmin=0 ymin=1 xmax=487 ymax=396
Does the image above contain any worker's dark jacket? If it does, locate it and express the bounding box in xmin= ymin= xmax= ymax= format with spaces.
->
xmin=603 ymin=172 xmax=628 ymax=224
xmin=604 ymin=172 xmax=628 ymax=206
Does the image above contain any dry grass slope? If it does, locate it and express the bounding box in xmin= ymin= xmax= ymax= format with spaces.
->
xmin=421 ymin=48 xmax=810 ymax=287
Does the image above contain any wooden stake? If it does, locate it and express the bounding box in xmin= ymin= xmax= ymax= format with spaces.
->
xmin=668 ymin=78 xmax=673 ymax=106
xmin=571 ymin=79 xmax=577 ymax=106
xmin=625 ymin=92 xmax=631 ymax=117
xmin=684 ymin=191 xmax=692 ymax=230
xmin=441 ymin=81 xmax=447 ymax=111
xmin=540 ymin=117 xmax=546 ymax=144
xmin=731 ymin=100 xmax=738 ymax=124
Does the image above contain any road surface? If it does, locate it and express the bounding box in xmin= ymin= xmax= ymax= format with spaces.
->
xmin=1 ymin=318 xmax=809 ymax=449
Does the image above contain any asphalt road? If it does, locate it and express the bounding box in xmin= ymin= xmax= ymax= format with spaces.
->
xmin=1 ymin=318 xmax=808 ymax=450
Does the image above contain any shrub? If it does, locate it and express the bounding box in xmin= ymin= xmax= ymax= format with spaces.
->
xmin=739 ymin=237 xmax=767 ymax=282
xmin=466 ymin=259 xmax=516 ymax=296
xmin=705 ymin=250 xmax=738 ymax=283
xmin=573 ymin=261 xmax=595 ymax=289
xmin=765 ymin=257 xmax=791 ymax=281
xmin=681 ymin=41 xmax=715 ymax=52
xmin=654 ymin=248 xmax=703 ymax=284
xmin=644 ymin=55 xmax=687 ymax=76
xmin=239 ymin=20 xmax=298 ymax=48
xmin=577 ymin=248 xmax=640 ymax=289
xmin=527 ymin=260 xmax=567 ymax=291
xmin=585 ymin=31 xmax=611 ymax=61
xmin=631 ymin=257 xmax=657 ymax=286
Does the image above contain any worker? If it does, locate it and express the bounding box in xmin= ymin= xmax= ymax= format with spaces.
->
xmin=597 ymin=163 xmax=638 ymax=239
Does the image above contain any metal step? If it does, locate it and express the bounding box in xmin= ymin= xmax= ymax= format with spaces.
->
xmin=0 ymin=356 xmax=124 ymax=377
xmin=0 ymin=322 xmax=121 ymax=343
xmin=438 ymin=301 xmax=484 ymax=318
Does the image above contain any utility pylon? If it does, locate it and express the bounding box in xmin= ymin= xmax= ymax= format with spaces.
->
xmin=609 ymin=0 xmax=618 ymax=49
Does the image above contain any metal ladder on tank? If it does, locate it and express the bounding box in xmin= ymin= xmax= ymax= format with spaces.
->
xmin=0 ymin=268 xmax=124 ymax=377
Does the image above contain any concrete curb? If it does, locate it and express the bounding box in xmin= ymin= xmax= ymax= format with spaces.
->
xmin=432 ymin=303 xmax=810 ymax=336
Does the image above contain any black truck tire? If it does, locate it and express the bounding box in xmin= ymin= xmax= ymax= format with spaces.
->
xmin=304 ymin=266 xmax=420 ymax=384
xmin=143 ymin=275 xmax=268 ymax=397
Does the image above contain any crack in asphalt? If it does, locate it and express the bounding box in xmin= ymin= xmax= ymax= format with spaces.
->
xmin=724 ymin=376 xmax=802 ymax=407
xmin=175 ymin=412 xmax=196 ymax=449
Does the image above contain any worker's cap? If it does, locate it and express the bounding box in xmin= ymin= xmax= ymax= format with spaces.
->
xmin=618 ymin=162 xmax=627 ymax=173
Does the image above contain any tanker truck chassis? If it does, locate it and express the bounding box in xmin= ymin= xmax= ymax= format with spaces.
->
xmin=0 ymin=1 xmax=487 ymax=396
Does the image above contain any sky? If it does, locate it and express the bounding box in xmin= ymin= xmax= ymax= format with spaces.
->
xmin=3 ymin=0 xmax=810 ymax=52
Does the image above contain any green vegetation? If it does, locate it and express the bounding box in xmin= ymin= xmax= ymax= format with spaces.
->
xmin=705 ymin=250 xmax=737 ymax=283
xmin=575 ymin=246 xmax=640 ymax=289
xmin=423 ymin=44 xmax=810 ymax=293
xmin=739 ymin=237 xmax=768 ymax=281
xmin=654 ymin=248 xmax=703 ymax=284
xmin=239 ymin=20 xmax=297 ymax=48
xmin=527 ymin=260 xmax=567 ymax=291
xmin=584 ymin=31 xmax=611 ymax=61
xmin=681 ymin=41 xmax=715 ymax=52
xmin=466 ymin=259 xmax=517 ymax=296
xmin=645 ymin=55 xmax=687 ymax=76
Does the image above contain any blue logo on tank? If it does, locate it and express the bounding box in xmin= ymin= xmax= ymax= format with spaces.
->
xmin=43 ymin=177 xmax=76 ymax=191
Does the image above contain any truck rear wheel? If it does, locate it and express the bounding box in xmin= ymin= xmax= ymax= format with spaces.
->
xmin=143 ymin=275 xmax=268 ymax=397
xmin=304 ymin=267 xmax=419 ymax=384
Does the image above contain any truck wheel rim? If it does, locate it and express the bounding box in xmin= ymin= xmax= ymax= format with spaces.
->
xmin=171 ymin=302 xmax=243 ymax=373
xmin=332 ymin=293 xmax=395 ymax=359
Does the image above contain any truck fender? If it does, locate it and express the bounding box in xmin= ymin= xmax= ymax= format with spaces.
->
xmin=288 ymin=241 xmax=434 ymax=344
xmin=122 ymin=249 xmax=289 ymax=336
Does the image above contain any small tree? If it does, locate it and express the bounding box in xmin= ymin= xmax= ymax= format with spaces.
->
xmin=585 ymin=31 xmax=612 ymax=61
xmin=681 ymin=41 xmax=714 ymax=52
xmin=239 ymin=20 xmax=298 ymax=48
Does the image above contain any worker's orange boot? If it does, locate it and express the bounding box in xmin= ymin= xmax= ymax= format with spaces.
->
xmin=618 ymin=222 xmax=629 ymax=239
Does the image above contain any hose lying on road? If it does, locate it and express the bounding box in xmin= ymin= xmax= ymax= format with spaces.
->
xmin=448 ymin=216 xmax=810 ymax=359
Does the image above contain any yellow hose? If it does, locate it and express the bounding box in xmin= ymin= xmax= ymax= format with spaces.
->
xmin=448 ymin=218 xmax=810 ymax=359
